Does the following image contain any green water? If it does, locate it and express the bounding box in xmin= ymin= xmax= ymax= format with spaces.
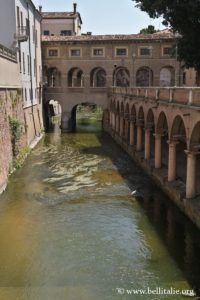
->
xmin=0 ymin=119 xmax=199 ymax=299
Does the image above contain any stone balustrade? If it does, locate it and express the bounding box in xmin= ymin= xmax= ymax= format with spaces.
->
xmin=111 ymin=87 xmax=200 ymax=106
xmin=0 ymin=44 xmax=17 ymax=62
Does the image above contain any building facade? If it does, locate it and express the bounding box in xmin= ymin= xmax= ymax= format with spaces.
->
xmin=0 ymin=0 xmax=43 ymax=145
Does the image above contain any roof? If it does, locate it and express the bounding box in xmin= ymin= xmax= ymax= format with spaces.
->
xmin=41 ymin=12 xmax=82 ymax=24
xmin=42 ymin=29 xmax=176 ymax=43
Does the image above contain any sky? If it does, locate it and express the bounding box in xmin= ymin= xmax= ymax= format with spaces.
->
xmin=32 ymin=0 xmax=166 ymax=35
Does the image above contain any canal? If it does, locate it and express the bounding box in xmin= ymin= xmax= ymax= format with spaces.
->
xmin=0 ymin=117 xmax=199 ymax=300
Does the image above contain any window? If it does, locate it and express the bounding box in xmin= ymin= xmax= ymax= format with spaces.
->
xmin=48 ymin=49 xmax=58 ymax=57
xmin=116 ymin=48 xmax=127 ymax=56
xmin=16 ymin=6 xmax=20 ymax=28
xmin=25 ymin=88 xmax=27 ymax=101
xmin=27 ymin=55 xmax=30 ymax=75
xmin=93 ymin=48 xmax=104 ymax=56
xmin=70 ymin=49 xmax=81 ymax=57
xmin=44 ymin=30 xmax=50 ymax=36
xmin=163 ymin=47 xmax=173 ymax=56
xmin=60 ymin=30 xmax=72 ymax=36
xmin=182 ymin=72 xmax=186 ymax=85
xmin=19 ymin=50 xmax=22 ymax=73
xmin=34 ymin=59 xmax=36 ymax=77
xmin=23 ymin=52 xmax=25 ymax=74
xmin=139 ymin=47 xmax=151 ymax=56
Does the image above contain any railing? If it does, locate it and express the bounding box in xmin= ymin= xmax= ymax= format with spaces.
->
xmin=111 ymin=87 xmax=200 ymax=106
xmin=0 ymin=44 xmax=17 ymax=62
xmin=14 ymin=26 xmax=29 ymax=42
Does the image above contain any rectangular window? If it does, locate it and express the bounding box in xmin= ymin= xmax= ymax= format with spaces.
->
xmin=44 ymin=30 xmax=50 ymax=36
xmin=93 ymin=48 xmax=104 ymax=56
xmin=48 ymin=49 xmax=58 ymax=57
xmin=116 ymin=48 xmax=127 ymax=56
xmin=25 ymin=88 xmax=27 ymax=101
xmin=140 ymin=47 xmax=151 ymax=56
xmin=16 ymin=6 xmax=20 ymax=28
xmin=60 ymin=30 xmax=72 ymax=36
xmin=27 ymin=55 xmax=30 ymax=75
xmin=70 ymin=49 xmax=81 ymax=56
xmin=20 ymin=11 xmax=23 ymax=27
xmin=34 ymin=59 xmax=36 ymax=77
xmin=23 ymin=52 xmax=25 ymax=74
xmin=19 ymin=49 xmax=22 ymax=73
xmin=163 ymin=47 xmax=173 ymax=56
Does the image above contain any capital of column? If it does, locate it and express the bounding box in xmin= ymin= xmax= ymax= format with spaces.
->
xmin=167 ymin=139 xmax=179 ymax=146
xmin=153 ymin=133 xmax=164 ymax=139
xmin=184 ymin=150 xmax=200 ymax=156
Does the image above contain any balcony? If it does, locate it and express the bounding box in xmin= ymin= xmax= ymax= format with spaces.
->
xmin=14 ymin=26 xmax=28 ymax=42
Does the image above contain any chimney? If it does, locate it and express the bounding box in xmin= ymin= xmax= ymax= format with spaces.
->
xmin=73 ymin=3 xmax=77 ymax=14
xmin=39 ymin=5 xmax=42 ymax=12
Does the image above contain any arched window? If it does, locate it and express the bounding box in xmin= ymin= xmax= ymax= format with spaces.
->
xmin=90 ymin=68 xmax=106 ymax=87
xmin=68 ymin=68 xmax=84 ymax=87
xmin=136 ymin=67 xmax=153 ymax=87
xmin=160 ymin=66 xmax=175 ymax=87
xmin=113 ymin=67 xmax=130 ymax=87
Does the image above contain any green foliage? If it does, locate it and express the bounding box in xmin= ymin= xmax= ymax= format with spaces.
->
xmin=9 ymin=117 xmax=23 ymax=157
xmin=133 ymin=0 xmax=200 ymax=72
xmin=13 ymin=146 xmax=30 ymax=169
xmin=139 ymin=25 xmax=157 ymax=34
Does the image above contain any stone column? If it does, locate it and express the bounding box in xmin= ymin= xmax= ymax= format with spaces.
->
xmin=145 ymin=128 xmax=151 ymax=160
xmin=116 ymin=114 xmax=120 ymax=134
xmin=136 ymin=124 xmax=143 ymax=151
xmin=61 ymin=111 xmax=73 ymax=132
xmin=185 ymin=151 xmax=197 ymax=199
xmin=167 ymin=140 xmax=178 ymax=181
xmin=120 ymin=114 xmax=124 ymax=137
xmin=129 ymin=120 xmax=135 ymax=146
xmin=155 ymin=134 xmax=162 ymax=168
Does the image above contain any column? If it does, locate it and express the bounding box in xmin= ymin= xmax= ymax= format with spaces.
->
xmin=185 ymin=151 xmax=197 ymax=199
xmin=119 ymin=114 xmax=124 ymax=137
xmin=116 ymin=114 xmax=120 ymax=134
xmin=167 ymin=140 xmax=178 ymax=181
xmin=144 ymin=128 xmax=151 ymax=160
xmin=129 ymin=120 xmax=135 ymax=146
xmin=136 ymin=124 xmax=143 ymax=151
xmin=155 ymin=134 xmax=162 ymax=168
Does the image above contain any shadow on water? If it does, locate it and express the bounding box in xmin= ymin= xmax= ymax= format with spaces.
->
xmin=75 ymin=118 xmax=200 ymax=297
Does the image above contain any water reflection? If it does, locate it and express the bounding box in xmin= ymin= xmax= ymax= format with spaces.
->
xmin=0 ymin=117 xmax=199 ymax=299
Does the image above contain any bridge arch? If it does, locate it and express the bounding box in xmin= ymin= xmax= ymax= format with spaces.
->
xmin=90 ymin=67 xmax=107 ymax=87
xmin=68 ymin=67 xmax=84 ymax=87
xmin=136 ymin=66 xmax=153 ymax=87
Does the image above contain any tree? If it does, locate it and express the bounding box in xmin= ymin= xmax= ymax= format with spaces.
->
xmin=133 ymin=0 xmax=200 ymax=72
xmin=139 ymin=25 xmax=157 ymax=34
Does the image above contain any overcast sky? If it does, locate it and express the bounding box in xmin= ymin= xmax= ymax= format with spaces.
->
xmin=32 ymin=0 xmax=165 ymax=35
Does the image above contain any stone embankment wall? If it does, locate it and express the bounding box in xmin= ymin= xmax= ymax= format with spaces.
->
xmin=0 ymin=88 xmax=26 ymax=193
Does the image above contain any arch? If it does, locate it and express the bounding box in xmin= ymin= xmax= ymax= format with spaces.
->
xmin=189 ymin=121 xmax=200 ymax=195
xmin=113 ymin=67 xmax=130 ymax=87
xmin=136 ymin=67 xmax=153 ymax=87
xmin=160 ymin=66 xmax=175 ymax=87
xmin=125 ymin=103 xmax=130 ymax=115
xmin=68 ymin=67 xmax=84 ymax=87
xmin=170 ymin=115 xmax=186 ymax=141
xmin=120 ymin=102 xmax=124 ymax=114
xmin=138 ymin=106 xmax=144 ymax=121
xmin=130 ymin=104 xmax=136 ymax=118
xmin=90 ymin=67 xmax=107 ymax=87
xmin=45 ymin=67 xmax=61 ymax=87
xmin=171 ymin=115 xmax=187 ymax=183
xmin=190 ymin=121 xmax=200 ymax=150
xmin=146 ymin=108 xmax=155 ymax=126
xmin=157 ymin=111 xmax=168 ymax=135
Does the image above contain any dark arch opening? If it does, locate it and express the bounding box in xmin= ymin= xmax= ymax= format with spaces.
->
xmin=90 ymin=67 xmax=107 ymax=87
xmin=189 ymin=122 xmax=200 ymax=195
xmin=71 ymin=103 xmax=103 ymax=133
xmin=136 ymin=67 xmax=153 ymax=87
xmin=68 ymin=67 xmax=84 ymax=87
xmin=43 ymin=99 xmax=62 ymax=132
xmin=113 ymin=67 xmax=130 ymax=87
xmin=146 ymin=109 xmax=155 ymax=160
xmin=156 ymin=112 xmax=169 ymax=168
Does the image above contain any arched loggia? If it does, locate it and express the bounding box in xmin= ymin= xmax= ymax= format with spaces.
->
xmin=124 ymin=103 xmax=130 ymax=141
xmin=136 ymin=106 xmax=145 ymax=152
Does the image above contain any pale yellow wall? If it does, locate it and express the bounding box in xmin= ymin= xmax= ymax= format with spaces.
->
xmin=0 ymin=56 xmax=21 ymax=88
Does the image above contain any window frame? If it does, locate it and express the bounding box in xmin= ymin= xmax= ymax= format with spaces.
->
xmin=115 ymin=47 xmax=128 ymax=57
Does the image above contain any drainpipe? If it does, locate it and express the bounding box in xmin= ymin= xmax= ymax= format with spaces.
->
xmin=26 ymin=1 xmax=37 ymax=137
